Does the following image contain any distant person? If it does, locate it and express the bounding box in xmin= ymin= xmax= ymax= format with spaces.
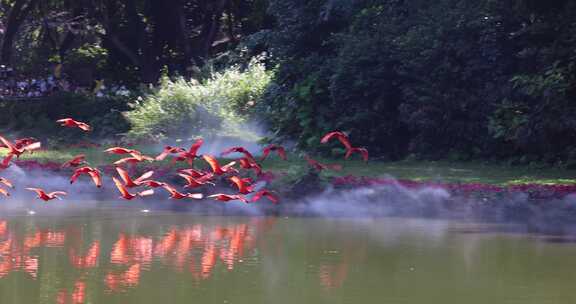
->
xmin=54 ymin=63 xmax=63 ymax=79
xmin=93 ymin=79 xmax=104 ymax=95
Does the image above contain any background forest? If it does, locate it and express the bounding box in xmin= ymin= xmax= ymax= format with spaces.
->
xmin=1 ymin=0 xmax=576 ymax=166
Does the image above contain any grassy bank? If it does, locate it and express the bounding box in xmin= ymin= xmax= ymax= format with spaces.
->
xmin=3 ymin=147 xmax=576 ymax=185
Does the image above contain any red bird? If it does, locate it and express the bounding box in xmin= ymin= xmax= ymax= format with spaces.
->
xmin=0 ymin=178 xmax=14 ymax=189
xmin=62 ymin=154 xmax=87 ymax=168
xmin=178 ymin=168 xmax=210 ymax=178
xmin=70 ymin=167 xmax=102 ymax=188
xmin=13 ymin=138 xmax=38 ymax=150
xmin=113 ymin=157 xmax=140 ymax=166
xmin=161 ymin=184 xmax=203 ymax=200
xmin=0 ymin=154 xmax=13 ymax=170
xmin=345 ymin=147 xmax=369 ymax=162
xmin=113 ymin=155 xmax=154 ymax=166
xmin=304 ymin=155 xmax=342 ymax=171
xmin=320 ymin=131 xmax=352 ymax=150
xmin=251 ymin=190 xmax=279 ymax=204
xmin=112 ymin=177 xmax=154 ymax=200
xmin=26 ymin=188 xmax=67 ymax=201
xmin=202 ymin=155 xmax=237 ymax=176
xmin=229 ymin=176 xmax=255 ymax=194
xmin=56 ymin=118 xmax=91 ymax=131
xmin=104 ymin=147 xmax=139 ymax=155
xmin=105 ymin=147 xmax=153 ymax=161
xmin=238 ymin=157 xmax=262 ymax=175
xmin=321 ymin=131 xmax=369 ymax=162
xmin=174 ymin=138 xmax=204 ymax=165
xmin=115 ymin=167 xmax=154 ymax=188
xmin=178 ymin=173 xmax=215 ymax=188
xmin=221 ymin=146 xmax=255 ymax=161
xmin=138 ymin=180 xmax=166 ymax=188
xmin=207 ymin=194 xmax=248 ymax=203
xmin=261 ymin=144 xmax=287 ymax=161
xmin=0 ymin=134 xmax=41 ymax=158
xmin=155 ymin=146 xmax=186 ymax=161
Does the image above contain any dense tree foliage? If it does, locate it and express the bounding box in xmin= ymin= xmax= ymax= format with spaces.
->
xmin=248 ymin=0 xmax=576 ymax=164
xmin=0 ymin=0 xmax=270 ymax=82
xmin=3 ymin=0 xmax=576 ymax=165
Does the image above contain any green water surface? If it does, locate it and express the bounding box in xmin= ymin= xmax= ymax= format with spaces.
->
xmin=0 ymin=210 xmax=574 ymax=304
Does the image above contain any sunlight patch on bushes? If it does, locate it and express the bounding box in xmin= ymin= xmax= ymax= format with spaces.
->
xmin=125 ymin=59 xmax=272 ymax=141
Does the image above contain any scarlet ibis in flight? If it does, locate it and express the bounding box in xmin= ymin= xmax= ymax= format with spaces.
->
xmin=113 ymin=157 xmax=139 ymax=166
xmin=238 ymin=157 xmax=262 ymax=175
xmin=0 ymin=178 xmax=13 ymax=189
xmin=304 ymin=155 xmax=342 ymax=171
xmin=155 ymin=146 xmax=186 ymax=161
xmin=112 ymin=177 xmax=154 ymax=200
xmin=56 ymin=118 xmax=92 ymax=132
xmin=320 ymin=131 xmax=352 ymax=150
xmin=26 ymin=188 xmax=67 ymax=201
xmin=104 ymin=147 xmax=139 ymax=155
xmin=321 ymin=131 xmax=369 ymax=162
xmin=345 ymin=147 xmax=369 ymax=162
xmin=0 ymin=135 xmax=41 ymax=158
xmin=161 ymin=184 xmax=203 ymax=200
xmin=202 ymin=155 xmax=237 ymax=175
xmin=61 ymin=155 xmax=87 ymax=168
xmin=228 ymin=176 xmax=254 ymax=194
xmin=173 ymin=138 xmax=204 ymax=165
xmin=105 ymin=147 xmax=153 ymax=161
xmin=221 ymin=146 xmax=255 ymax=161
xmin=0 ymin=154 xmax=13 ymax=170
xmin=138 ymin=180 xmax=166 ymax=188
xmin=0 ymin=138 xmax=36 ymax=150
xmin=178 ymin=173 xmax=215 ymax=188
xmin=115 ymin=167 xmax=154 ymax=188
xmin=70 ymin=167 xmax=102 ymax=188
xmin=251 ymin=190 xmax=279 ymax=204
xmin=207 ymin=194 xmax=248 ymax=203
xmin=13 ymin=138 xmax=38 ymax=150
xmin=261 ymin=144 xmax=287 ymax=161
xmin=178 ymin=168 xmax=210 ymax=178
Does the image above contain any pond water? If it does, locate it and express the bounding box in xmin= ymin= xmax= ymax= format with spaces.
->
xmin=0 ymin=208 xmax=575 ymax=304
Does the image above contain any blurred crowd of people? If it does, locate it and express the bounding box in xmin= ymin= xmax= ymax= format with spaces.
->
xmin=0 ymin=65 xmax=75 ymax=98
xmin=0 ymin=65 xmax=133 ymax=99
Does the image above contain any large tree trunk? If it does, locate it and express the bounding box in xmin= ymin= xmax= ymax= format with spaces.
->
xmin=1 ymin=0 xmax=38 ymax=64
xmin=193 ymin=0 xmax=230 ymax=61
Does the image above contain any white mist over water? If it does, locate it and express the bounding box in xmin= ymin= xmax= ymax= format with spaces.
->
xmin=0 ymin=164 xmax=105 ymax=212
xmin=295 ymin=182 xmax=452 ymax=218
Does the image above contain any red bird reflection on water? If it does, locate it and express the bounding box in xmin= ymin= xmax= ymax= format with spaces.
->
xmin=110 ymin=234 xmax=153 ymax=265
xmin=0 ymin=226 xmax=71 ymax=280
xmin=0 ymin=217 xmax=291 ymax=302
xmin=103 ymin=222 xmax=263 ymax=292
xmin=105 ymin=264 xmax=142 ymax=293
xmin=57 ymin=280 xmax=86 ymax=304
xmin=69 ymin=241 xmax=100 ymax=269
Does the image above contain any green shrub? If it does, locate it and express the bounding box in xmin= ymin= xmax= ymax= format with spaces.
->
xmin=125 ymin=59 xmax=272 ymax=141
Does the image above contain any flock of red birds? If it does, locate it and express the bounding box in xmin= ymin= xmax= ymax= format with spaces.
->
xmin=0 ymin=118 xmax=368 ymax=204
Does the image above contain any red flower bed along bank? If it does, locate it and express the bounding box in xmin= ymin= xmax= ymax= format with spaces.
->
xmin=333 ymin=176 xmax=576 ymax=200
